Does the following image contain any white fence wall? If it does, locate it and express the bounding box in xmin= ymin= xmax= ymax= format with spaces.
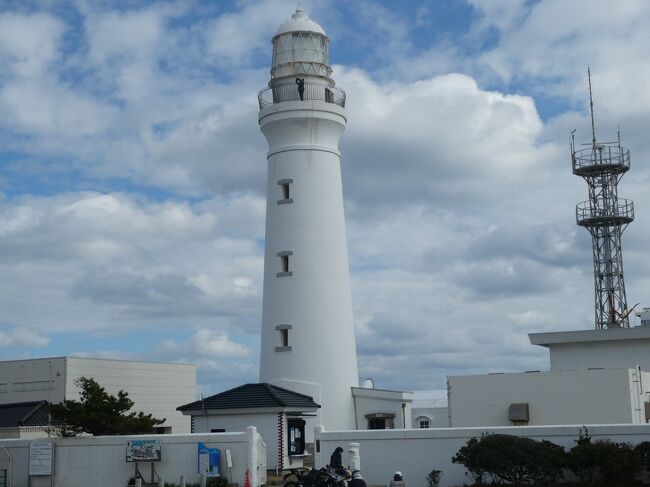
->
xmin=0 ymin=427 xmax=265 ymax=487
xmin=315 ymin=423 xmax=650 ymax=487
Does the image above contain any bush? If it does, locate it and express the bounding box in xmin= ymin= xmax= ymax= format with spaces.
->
xmin=452 ymin=433 xmax=565 ymax=486
xmin=425 ymin=469 xmax=442 ymax=487
xmin=566 ymin=428 xmax=639 ymax=485
xmin=452 ymin=437 xmax=488 ymax=485
xmin=566 ymin=427 xmax=599 ymax=483
xmin=636 ymin=441 xmax=650 ymax=472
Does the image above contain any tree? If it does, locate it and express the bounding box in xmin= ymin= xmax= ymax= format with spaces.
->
xmin=452 ymin=434 xmax=566 ymax=486
xmin=48 ymin=377 xmax=165 ymax=436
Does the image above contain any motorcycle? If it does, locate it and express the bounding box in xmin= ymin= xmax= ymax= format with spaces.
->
xmin=283 ymin=466 xmax=351 ymax=487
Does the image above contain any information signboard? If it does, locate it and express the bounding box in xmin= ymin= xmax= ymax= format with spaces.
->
xmin=29 ymin=441 xmax=53 ymax=476
xmin=198 ymin=443 xmax=220 ymax=477
xmin=126 ymin=439 xmax=162 ymax=462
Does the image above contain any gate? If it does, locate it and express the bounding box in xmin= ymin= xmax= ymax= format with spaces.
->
xmin=257 ymin=436 xmax=267 ymax=486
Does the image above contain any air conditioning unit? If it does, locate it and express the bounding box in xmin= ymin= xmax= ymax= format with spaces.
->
xmin=508 ymin=403 xmax=530 ymax=425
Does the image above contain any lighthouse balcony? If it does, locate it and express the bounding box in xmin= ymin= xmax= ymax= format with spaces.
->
xmin=572 ymin=145 xmax=630 ymax=176
xmin=258 ymin=81 xmax=346 ymax=109
xmin=576 ymin=199 xmax=634 ymax=227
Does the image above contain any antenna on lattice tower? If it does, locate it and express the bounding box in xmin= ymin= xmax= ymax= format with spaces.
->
xmin=588 ymin=66 xmax=597 ymax=150
xmin=571 ymin=68 xmax=635 ymax=329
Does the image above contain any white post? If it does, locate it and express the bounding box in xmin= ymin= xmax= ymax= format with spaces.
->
xmin=158 ymin=478 xmax=165 ymax=487
xmin=314 ymin=425 xmax=325 ymax=468
xmin=135 ymin=479 xmax=142 ymax=487
xmin=246 ymin=425 xmax=258 ymax=487
xmin=180 ymin=474 xmax=186 ymax=487
xmin=200 ymin=474 xmax=207 ymax=487
xmin=347 ymin=443 xmax=360 ymax=471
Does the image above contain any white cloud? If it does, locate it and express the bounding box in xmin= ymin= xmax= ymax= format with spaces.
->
xmin=2 ymin=1 xmax=650 ymax=394
xmin=0 ymin=327 xmax=49 ymax=348
xmin=0 ymin=12 xmax=64 ymax=78
xmin=0 ymin=192 xmax=264 ymax=333
xmin=162 ymin=328 xmax=249 ymax=360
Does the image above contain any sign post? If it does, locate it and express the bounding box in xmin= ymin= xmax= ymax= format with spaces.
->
xmin=198 ymin=443 xmax=220 ymax=477
xmin=29 ymin=441 xmax=54 ymax=476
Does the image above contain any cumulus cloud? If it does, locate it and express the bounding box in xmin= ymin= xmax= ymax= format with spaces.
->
xmin=0 ymin=327 xmax=49 ymax=348
xmin=162 ymin=328 xmax=249 ymax=358
xmin=1 ymin=1 xmax=650 ymax=394
xmin=0 ymin=192 xmax=264 ymax=333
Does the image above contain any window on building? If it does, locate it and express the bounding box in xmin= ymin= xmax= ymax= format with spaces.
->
xmin=211 ymin=428 xmax=226 ymax=433
xmin=277 ymin=251 xmax=293 ymax=277
xmin=275 ymin=325 xmax=292 ymax=351
xmin=419 ymin=419 xmax=430 ymax=429
xmin=0 ymin=468 xmax=6 ymax=487
xmin=0 ymin=383 xmax=7 ymax=393
xmin=13 ymin=381 xmax=52 ymax=392
xmin=366 ymin=413 xmax=395 ymax=430
xmin=277 ymin=179 xmax=293 ymax=204
xmin=154 ymin=427 xmax=172 ymax=434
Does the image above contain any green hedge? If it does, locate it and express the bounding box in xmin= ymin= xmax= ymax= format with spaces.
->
xmin=451 ymin=429 xmax=650 ymax=486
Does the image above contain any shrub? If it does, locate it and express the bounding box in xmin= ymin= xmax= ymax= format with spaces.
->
xmin=566 ymin=428 xmax=639 ymax=485
xmin=452 ymin=433 xmax=565 ymax=486
xmin=425 ymin=469 xmax=442 ymax=487
xmin=636 ymin=441 xmax=650 ymax=472
xmin=595 ymin=440 xmax=638 ymax=485
xmin=452 ymin=437 xmax=488 ymax=485
xmin=566 ymin=427 xmax=599 ymax=483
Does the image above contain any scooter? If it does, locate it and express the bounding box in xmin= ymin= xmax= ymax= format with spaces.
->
xmin=283 ymin=466 xmax=351 ymax=487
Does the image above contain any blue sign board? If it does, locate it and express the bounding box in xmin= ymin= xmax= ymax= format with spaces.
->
xmin=198 ymin=443 xmax=220 ymax=477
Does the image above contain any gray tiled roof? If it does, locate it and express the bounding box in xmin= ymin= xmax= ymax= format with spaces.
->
xmin=0 ymin=401 xmax=49 ymax=428
xmin=177 ymin=383 xmax=320 ymax=412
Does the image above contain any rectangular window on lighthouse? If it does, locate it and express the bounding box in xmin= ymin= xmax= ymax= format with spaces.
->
xmin=275 ymin=324 xmax=292 ymax=351
xmin=277 ymin=179 xmax=293 ymax=205
xmin=277 ymin=251 xmax=293 ymax=277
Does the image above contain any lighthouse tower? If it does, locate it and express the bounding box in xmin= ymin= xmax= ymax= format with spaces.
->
xmin=257 ymin=9 xmax=358 ymax=431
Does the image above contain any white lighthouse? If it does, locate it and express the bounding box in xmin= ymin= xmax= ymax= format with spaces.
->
xmin=258 ymin=9 xmax=359 ymax=431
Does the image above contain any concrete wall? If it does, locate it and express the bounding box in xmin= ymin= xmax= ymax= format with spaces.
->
xmin=0 ymin=357 xmax=196 ymax=434
xmin=315 ymin=423 xmax=650 ymax=487
xmin=192 ymin=411 xmax=313 ymax=471
xmin=0 ymin=429 xmax=264 ymax=487
xmin=448 ymin=368 xmax=641 ymax=427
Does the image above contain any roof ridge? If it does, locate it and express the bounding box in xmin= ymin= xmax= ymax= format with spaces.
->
xmin=266 ymin=383 xmax=316 ymax=400
xmin=263 ymin=383 xmax=287 ymax=407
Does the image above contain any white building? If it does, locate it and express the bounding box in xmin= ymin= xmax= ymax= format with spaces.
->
xmin=411 ymin=390 xmax=449 ymax=428
xmin=257 ymin=8 xmax=359 ymax=432
xmin=178 ymin=383 xmax=319 ymax=471
xmin=0 ymin=357 xmax=196 ymax=435
xmin=448 ymin=326 xmax=650 ymax=427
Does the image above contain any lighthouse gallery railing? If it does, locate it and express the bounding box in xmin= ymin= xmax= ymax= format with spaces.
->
xmin=258 ymin=81 xmax=346 ymax=109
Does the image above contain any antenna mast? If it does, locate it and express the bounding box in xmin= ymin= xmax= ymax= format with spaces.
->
xmin=571 ymin=69 xmax=634 ymax=329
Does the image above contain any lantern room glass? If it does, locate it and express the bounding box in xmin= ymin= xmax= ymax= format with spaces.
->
xmin=271 ymin=32 xmax=330 ymax=78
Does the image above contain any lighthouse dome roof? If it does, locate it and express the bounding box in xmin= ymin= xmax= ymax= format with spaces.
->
xmin=274 ymin=9 xmax=326 ymax=38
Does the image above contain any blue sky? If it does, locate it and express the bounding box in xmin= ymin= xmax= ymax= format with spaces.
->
xmin=1 ymin=0 xmax=650 ymax=395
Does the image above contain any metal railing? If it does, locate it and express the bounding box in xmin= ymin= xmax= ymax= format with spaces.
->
xmin=572 ymin=144 xmax=630 ymax=173
xmin=258 ymin=81 xmax=346 ymax=109
xmin=576 ymin=198 xmax=634 ymax=226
